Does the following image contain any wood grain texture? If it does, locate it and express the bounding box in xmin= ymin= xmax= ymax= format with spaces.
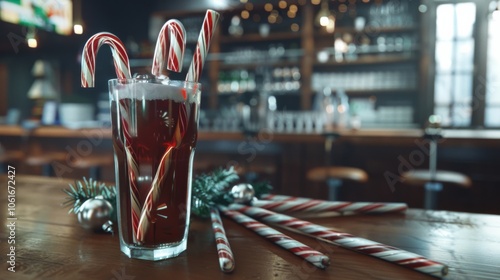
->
xmin=1 ymin=176 xmax=499 ymax=279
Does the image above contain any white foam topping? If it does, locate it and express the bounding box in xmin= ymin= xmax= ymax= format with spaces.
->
xmin=111 ymin=81 xmax=200 ymax=103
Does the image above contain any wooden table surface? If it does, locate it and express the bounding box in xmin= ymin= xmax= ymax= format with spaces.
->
xmin=1 ymin=176 xmax=500 ymax=279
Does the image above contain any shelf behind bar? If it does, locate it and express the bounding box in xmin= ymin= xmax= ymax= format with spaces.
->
xmin=219 ymin=32 xmax=302 ymax=43
xmin=314 ymin=26 xmax=419 ymax=38
xmin=313 ymin=53 xmax=418 ymax=67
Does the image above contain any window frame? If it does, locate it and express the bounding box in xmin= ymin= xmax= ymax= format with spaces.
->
xmin=422 ymin=0 xmax=492 ymax=128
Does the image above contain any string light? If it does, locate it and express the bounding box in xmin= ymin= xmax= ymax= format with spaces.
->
xmin=316 ymin=0 xmax=332 ymax=27
xmin=73 ymin=24 xmax=83 ymax=35
xmin=26 ymin=27 xmax=37 ymax=48
xmin=73 ymin=0 xmax=84 ymax=35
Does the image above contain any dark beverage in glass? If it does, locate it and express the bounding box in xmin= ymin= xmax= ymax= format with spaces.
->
xmin=109 ymin=79 xmax=200 ymax=260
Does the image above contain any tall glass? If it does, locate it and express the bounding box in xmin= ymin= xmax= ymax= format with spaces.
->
xmin=109 ymin=78 xmax=200 ymax=261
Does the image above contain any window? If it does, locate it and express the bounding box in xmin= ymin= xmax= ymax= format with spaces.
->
xmin=431 ymin=0 xmax=499 ymax=128
xmin=485 ymin=5 xmax=500 ymax=127
xmin=433 ymin=2 xmax=476 ymax=127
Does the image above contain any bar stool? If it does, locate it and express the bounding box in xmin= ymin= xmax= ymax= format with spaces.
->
xmin=306 ymin=132 xmax=369 ymax=201
xmin=401 ymin=115 xmax=472 ymax=209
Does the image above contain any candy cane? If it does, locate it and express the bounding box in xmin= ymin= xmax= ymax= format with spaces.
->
xmin=210 ymin=207 xmax=235 ymax=273
xmin=118 ymin=101 xmax=143 ymax=243
xmin=185 ymin=9 xmax=220 ymax=82
xmin=229 ymin=204 xmax=448 ymax=278
xmin=219 ymin=206 xmax=330 ymax=270
xmin=255 ymin=196 xmax=407 ymax=215
xmin=137 ymin=104 xmax=188 ymax=241
xmin=151 ymin=19 xmax=186 ymax=76
xmin=81 ymin=32 xmax=131 ymax=87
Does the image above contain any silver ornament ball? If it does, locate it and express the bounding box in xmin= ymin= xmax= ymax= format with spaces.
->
xmin=77 ymin=198 xmax=113 ymax=232
xmin=231 ymin=183 xmax=255 ymax=204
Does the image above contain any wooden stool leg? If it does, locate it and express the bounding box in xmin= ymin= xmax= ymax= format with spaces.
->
xmin=90 ymin=166 xmax=101 ymax=181
xmin=42 ymin=163 xmax=54 ymax=177
xmin=424 ymin=182 xmax=443 ymax=210
xmin=326 ymin=178 xmax=342 ymax=201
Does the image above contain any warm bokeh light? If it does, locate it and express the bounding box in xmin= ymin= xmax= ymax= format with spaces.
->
xmin=320 ymin=15 xmax=329 ymax=26
xmin=311 ymin=0 xmax=321 ymax=5
xmin=241 ymin=10 xmax=250 ymax=19
xmin=291 ymin=23 xmax=300 ymax=32
xmin=279 ymin=0 xmax=287 ymax=9
xmin=245 ymin=2 xmax=253 ymax=11
xmin=264 ymin=3 xmax=273 ymax=12
xmin=73 ymin=24 xmax=83 ymax=35
xmin=287 ymin=10 xmax=296 ymax=18
xmin=27 ymin=38 xmax=37 ymax=48
xmin=289 ymin=4 xmax=298 ymax=13
xmin=339 ymin=4 xmax=348 ymax=12
xmin=268 ymin=14 xmax=277 ymax=24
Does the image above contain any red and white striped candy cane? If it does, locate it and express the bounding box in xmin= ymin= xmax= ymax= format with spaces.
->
xmin=81 ymin=32 xmax=131 ymax=87
xmin=118 ymin=102 xmax=143 ymax=243
xmin=137 ymin=104 xmax=188 ymax=240
xmin=255 ymin=195 xmax=407 ymax=215
xmin=219 ymin=205 xmax=330 ymax=270
xmin=210 ymin=207 xmax=235 ymax=273
xmin=229 ymin=204 xmax=448 ymax=278
xmin=185 ymin=9 xmax=220 ymax=82
xmin=151 ymin=19 xmax=186 ymax=77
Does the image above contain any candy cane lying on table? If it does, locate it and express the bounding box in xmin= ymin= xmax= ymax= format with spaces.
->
xmin=229 ymin=204 xmax=448 ymax=278
xmin=256 ymin=195 xmax=407 ymax=215
xmin=210 ymin=207 xmax=235 ymax=273
xmin=219 ymin=205 xmax=330 ymax=270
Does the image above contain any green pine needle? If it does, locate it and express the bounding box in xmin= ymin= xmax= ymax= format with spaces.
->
xmin=63 ymin=166 xmax=273 ymax=220
xmin=191 ymin=166 xmax=240 ymax=218
xmin=62 ymin=177 xmax=117 ymax=219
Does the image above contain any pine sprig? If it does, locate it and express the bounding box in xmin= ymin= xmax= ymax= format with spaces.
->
xmin=62 ymin=177 xmax=117 ymax=216
xmin=252 ymin=181 xmax=274 ymax=199
xmin=191 ymin=166 xmax=240 ymax=218
xmin=62 ymin=167 xmax=273 ymax=220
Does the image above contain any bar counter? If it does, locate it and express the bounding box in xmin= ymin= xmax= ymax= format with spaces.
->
xmin=2 ymin=125 xmax=500 ymax=144
xmin=1 ymin=176 xmax=500 ymax=279
xmin=2 ymin=124 xmax=500 ymax=214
